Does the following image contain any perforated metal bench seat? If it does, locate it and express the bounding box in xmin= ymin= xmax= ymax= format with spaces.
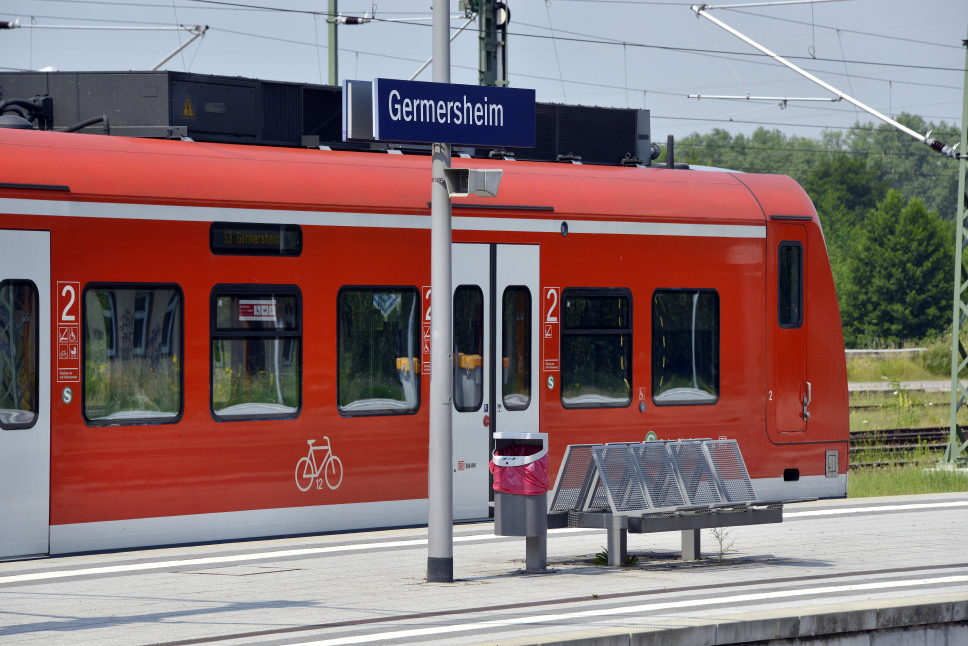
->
xmin=546 ymin=440 xmax=812 ymax=564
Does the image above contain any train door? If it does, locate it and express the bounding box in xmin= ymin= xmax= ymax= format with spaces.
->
xmin=0 ymin=230 xmax=51 ymax=560
xmin=452 ymin=243 xmax=539 ymax=519
xmin=769 ymin=223 xmax=808 ymax=437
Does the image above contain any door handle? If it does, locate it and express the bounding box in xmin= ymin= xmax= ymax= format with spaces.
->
xmin=802 ymin=381 xmax=812 ymax=421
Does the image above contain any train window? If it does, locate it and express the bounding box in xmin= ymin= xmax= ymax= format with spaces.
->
xmin=98 ymin=292 xmax=117 ymax=358
xmin=454 ymin=286 xmax=484 ymax=412
xmin=132 ymin=292 xmax=150 ymax=356
xmin=502 ymin=286 xmax=531 ymax=411
xmin=652 ymin=289 xmax=719 ymax=406
xmin=0 ymin=280 xmax=39 ymax=430
xmin=779 ymin=241 xmax=804 ymax=328
xmin=211 ymin=286 xmax=301 ymax=421
xmin=337 ymin=287 xmax=420 ymax=416
xmin=83 ymin=284 xmax=184 ymax=425
xmin=161 ymin=293 xmax=179 ymax=355
xmin=560 ymin=288 xmax=632 ymax=409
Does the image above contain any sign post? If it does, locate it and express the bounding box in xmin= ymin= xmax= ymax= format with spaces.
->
xmin=345 ymin=8 xmax=534 ymax=583
xmin=426 ymin=0 xmax=454 ymax=584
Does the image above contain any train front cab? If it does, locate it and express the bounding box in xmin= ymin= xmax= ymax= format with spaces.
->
xmin=757 ymin=186 xmax=849 ymax=501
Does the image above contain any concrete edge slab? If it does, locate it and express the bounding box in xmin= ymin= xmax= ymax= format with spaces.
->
xmin=467 ymin=592 xmax=968 ymax=646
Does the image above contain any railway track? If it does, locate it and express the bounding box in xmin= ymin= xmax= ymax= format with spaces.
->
xmin=849 ymin=426 xmax=953 ymax=468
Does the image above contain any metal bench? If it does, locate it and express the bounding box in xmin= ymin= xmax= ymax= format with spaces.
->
xmin=547 ymin=439 xmax=800 ymax=565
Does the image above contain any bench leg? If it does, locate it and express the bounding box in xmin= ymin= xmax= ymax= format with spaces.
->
xmin=606 ymin=516 xmax=628 ymax=566
xmin=682 ymin=528 xmax=701 ymax=560
xmin=525 ymin=535 xmax=547 ymax=572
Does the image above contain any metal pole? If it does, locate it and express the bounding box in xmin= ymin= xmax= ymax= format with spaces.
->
xmin=409 ymin=15 xmax=475 ymax=81
xmin=691 ymin=4 xmax=957 ymax=157
xmin=478 ymin=0 xmax=508 ymax=87
xmin=945 ymin=28 xmax=968 ymax=466
xmin=151 ymin=25 xmax=207 ymax=71
xmin=328 ymin=0 xmax=338 ymax=85
xmin=427 ymin=0 xmax=454 ymax=583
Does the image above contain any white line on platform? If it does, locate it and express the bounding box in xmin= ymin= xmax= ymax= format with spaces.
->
xmin=293 ymin=574 xmax=968 ymax=645
xmin=785 ymin=500 xmax=968 ymax=517
xmin=1 ymin=500 xmax=964 ymax=585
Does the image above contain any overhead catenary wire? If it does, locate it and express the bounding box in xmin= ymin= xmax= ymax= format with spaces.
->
xmin=3 ymin=0 xmax=962 ymax=135
xmin=2 ymin=17 xmax=958 ymax=128
xmin=6 ymin=7 xmax=965 ymax=76
xmin=3 ymin=20 xmax=201 ymax=31
xmin=696 ymin=0 xmax=849 ymax=9
xmin=725 ymin=7 xmax=965 ymax=52
xmin=691 ymin=3 xmax=960 ymax=157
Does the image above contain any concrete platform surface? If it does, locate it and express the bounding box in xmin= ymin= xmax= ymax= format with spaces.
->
xmin=1 ymin=492 xmax=967 ymax=645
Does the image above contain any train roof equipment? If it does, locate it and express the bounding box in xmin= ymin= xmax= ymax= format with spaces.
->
xmin=0 ymin=70 xmax=659 ymax=166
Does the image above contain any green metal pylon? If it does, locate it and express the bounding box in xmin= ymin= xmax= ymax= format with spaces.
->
xmin=945 ymin=29 xmax=968 ymax=465
xmin=476 ymin=0 xmax=508 ymax=87
xmin=328 ymin=0 xmax=338 ymax=85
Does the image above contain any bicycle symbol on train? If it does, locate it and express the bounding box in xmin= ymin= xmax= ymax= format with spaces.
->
xmin=295 ymin=437 xmax=343 ymax=491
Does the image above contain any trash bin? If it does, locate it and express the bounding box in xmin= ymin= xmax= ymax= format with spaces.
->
xmin=490 ymin=432 xmax=549 ymax=536
xmin=490 ymin=432 xmax=549 ymax=571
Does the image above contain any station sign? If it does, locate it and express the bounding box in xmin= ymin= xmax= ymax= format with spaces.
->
xmin=346 ymin=79 xmax=535 ymax=148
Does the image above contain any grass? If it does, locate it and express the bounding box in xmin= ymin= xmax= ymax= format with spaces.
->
xmin=844 ymin=334 xmax=957 ymax=383
xmin=847 ymin=349 xmax=968 ymax=497
xmin=849 ymin=390 xmax=952 ymax=431
xmin=846 ymin=354 xmax=942 ymax=383
xmin=849 ymin=464 xmax=968 ymax=497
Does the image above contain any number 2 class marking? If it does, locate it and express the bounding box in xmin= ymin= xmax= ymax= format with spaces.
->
xmin=545 ymin=288 xmax=558 ymax=322
xmin=61 ymin=284 xmax=76 ymax=321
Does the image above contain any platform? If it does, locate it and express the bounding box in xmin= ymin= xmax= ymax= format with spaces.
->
xmin=0 ymin=492 xmax=966 ymax=645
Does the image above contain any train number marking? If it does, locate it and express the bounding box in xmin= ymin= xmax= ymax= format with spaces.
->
xmin=543 ymin=287 xmax=560 ymax=372
xmin=60 ymin=284 xmax=76 ymax=322
xmin=545 ymin=287 xmax=558 ymax=323
xmin=421 ymin=286 xmax=432 ymax=377
xmin=57 ymin=281 xmax=81 ymax=383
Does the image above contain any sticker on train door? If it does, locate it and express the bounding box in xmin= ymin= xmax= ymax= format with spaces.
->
xmin=57 ymin=281 xmax=80 ymax=382
xmin=543 ymin=286 xmax=560 ymax=372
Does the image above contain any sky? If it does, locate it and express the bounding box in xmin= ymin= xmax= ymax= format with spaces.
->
xmin=1 ymin=0 xmax=966 ymax=144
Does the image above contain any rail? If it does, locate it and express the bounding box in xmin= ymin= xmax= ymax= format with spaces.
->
xmin=845 ymin=348 xmax=926 ymax=356
xmin=850 ymin=427 xmax=952 ymax=468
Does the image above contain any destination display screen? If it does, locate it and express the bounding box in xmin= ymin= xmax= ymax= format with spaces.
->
xmin=210 ymin=222 xmax=302 ymax=256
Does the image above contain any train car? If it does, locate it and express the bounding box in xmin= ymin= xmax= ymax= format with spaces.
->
xmin=0 ymin=126 xmax=848 ymax=560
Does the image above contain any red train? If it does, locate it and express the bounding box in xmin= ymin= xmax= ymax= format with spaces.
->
xmin=0 ymin=126 xmax=848 ymax=560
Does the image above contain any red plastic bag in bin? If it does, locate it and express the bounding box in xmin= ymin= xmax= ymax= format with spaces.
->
xmin=489 ymin=444 xmax=550 ymax=495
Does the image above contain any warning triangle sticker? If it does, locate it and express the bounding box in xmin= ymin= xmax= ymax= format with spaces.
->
xmin=182 ymin=96 xmax=195 ymax=118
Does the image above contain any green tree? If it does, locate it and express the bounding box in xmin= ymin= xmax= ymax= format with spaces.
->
xmin=802 ymin=156 xmax=887 ymax=302
xmin=832 ymin=114 xmax=959 ymax=220
xmin=840 ymin=190 xmax=954 ymax=346
xmin=673 ymin=115 xmax=959 ymax=220
xmin=676 ymin=127 xmax=822 ymax=184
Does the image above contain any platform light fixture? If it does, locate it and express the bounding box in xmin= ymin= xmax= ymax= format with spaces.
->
xmin=442 ymin=168 xmax=502 ymax=197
